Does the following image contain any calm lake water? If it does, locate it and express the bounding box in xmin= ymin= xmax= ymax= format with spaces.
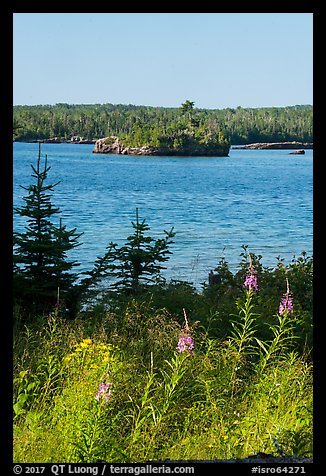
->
xmin=13 ymin=142 xmax=313 ymax=287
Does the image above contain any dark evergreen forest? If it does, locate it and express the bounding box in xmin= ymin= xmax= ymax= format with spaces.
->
xmin=13 ymin=103 xmax=313 ymax=145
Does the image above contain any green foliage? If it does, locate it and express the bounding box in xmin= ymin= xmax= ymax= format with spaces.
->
xmin=229 ymin=289 xmax=259 ymax=357
xmin=13 ymin=253 xmax=313 ymax=462
xmin=180 ymin=100 xmax=195 ymax=115
xmin=13 ymin=297 xmax=313 ymax=463
xmin=95 ymin=208 xmax=176 ymax=294
xmin=200 ymin=247 xmax=313 ymax=353
xmin=255 ymin=312 xmax=297 ymax=376
xmin=13 ymin=145 xmax=82 ymax=314
xmin=114 ymin=101 xmax=230 ymax=155
xmin=13 ymin=102 xmax=313 ymax=145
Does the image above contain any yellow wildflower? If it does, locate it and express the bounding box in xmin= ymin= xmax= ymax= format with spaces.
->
xmin=82 ymin=338 xmax=92 ymax=345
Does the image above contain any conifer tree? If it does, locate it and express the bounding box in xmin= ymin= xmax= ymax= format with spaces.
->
xmin=99 ymin=208 xmax=175 ymax=294
xmin=13 ymin=144 xmax=82 ymax=314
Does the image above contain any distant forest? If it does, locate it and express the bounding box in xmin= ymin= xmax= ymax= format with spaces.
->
xmin=13 ymin=103 xmax=313 ymax=145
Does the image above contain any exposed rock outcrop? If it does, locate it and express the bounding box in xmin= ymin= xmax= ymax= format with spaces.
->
xmin=18 ymin=137 xmax=96 ymax=144
xmin=69 ymin=136 xmax=96 ymax=144
xmin=232 ymin=142 xmax=313 ymax=150
xmin=289 ymin=149 xmax=305 ymax=155
xmin=93 ymin=137 xmax=160 ymax=156
xmin=93 ymin=136 xmax=230 ymax=157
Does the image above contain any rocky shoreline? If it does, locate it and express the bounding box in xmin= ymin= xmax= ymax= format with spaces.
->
xmin=92 ymin=137 xmax=160 ymax=156
xmin=232 ymin=141 xmax=313 ymax=150
xmin=14 ymin=136 xmax=96 ymax=144
xmin=92 ymin=136 xmax=230 ymax=156
xmin=14 ymin=138 xmax=313 ymax=153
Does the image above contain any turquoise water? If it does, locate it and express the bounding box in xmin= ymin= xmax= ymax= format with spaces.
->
xmin=13 ymin=142 xmax=313 ymax=287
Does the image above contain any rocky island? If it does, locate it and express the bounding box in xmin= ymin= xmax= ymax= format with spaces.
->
xmin=92 ymin=134 xmax=230 ymax=157
xmin=92 ymin=100 xmax=231 ymax=157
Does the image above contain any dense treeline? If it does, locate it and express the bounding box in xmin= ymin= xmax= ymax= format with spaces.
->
xmin=13 ymin=102 xmax=313 ymax=144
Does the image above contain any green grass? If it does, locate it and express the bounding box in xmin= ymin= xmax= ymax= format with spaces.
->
xmin=13 ymin=287 xmax=313 ymax=463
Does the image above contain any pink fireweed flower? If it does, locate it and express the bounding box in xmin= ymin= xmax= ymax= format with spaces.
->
xmin=177 ymin=334 xmax=194 ymax=354
xmin=243 ymin=267 xmax=259 ymax=292
xmin=279 ymin=293 xmax=294 ymax=316
xmin=243 ymin=254 xmax=259 ymax=292
xmin=279 ymin=277 xmax=293 ymax=316
xmin=95 ymin=381 xmax=112 ymax=403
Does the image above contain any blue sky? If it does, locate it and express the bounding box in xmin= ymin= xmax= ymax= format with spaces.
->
xmin=13 ymin=13 xmax=313 ymax=109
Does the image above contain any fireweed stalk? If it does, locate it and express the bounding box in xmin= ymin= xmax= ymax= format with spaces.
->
xmin=177 ymin=308 xmax=195 ymax=354
xmin=143 ymin=309 xmax=195 ymax=458
xmin=72 ymin=378 xmax=113 ymax=461
xmin=255 ymin=278 xmax=296 ymax=375
xmin=279 ymin=277 xmax=294 ymax=316
xmin=243 ymin=255 xmax=259 ymax=292
xmin=229 ymin=261 xmax=259 ymax=393
xmin=231 ymin=256 xmax=259 ymax=355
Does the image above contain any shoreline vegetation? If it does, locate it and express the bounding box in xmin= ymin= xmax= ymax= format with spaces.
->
xmin=14 ymin=242 xmax=313 ymax=462
xmin=14 ymin=138 xmax=314 ymax=150
xmin=13 ymin=101 xmax=312 ymax=151
xmin=14 ymin=101 xmax=231 ymax=157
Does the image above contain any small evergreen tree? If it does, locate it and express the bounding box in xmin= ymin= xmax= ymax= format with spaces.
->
xmin=13 ymin=144 xmax=82 ymax=314
xmin=98 ymin=208 xmax=175 ymax=294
